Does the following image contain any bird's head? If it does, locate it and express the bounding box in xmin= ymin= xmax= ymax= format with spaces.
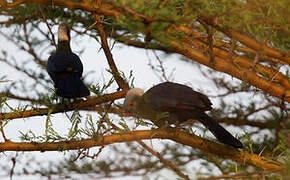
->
xmin=123 ymin=88 xmax=144 ymax=114
xmin=58 ymin=23 xmax=70 ymax=42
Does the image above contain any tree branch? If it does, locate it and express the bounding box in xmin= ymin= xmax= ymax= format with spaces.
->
xmin=94 ymin=14 xmax=129 ymax=90
xmin=171 ymin=25 xmax=290 ymax=90
xmin=166 ymin=39 xmax=290 ymax=102
xmin=0 ymin=129 xmax=284 ymax=172
xmin=0 ymin=90 xmax=127 ymax=120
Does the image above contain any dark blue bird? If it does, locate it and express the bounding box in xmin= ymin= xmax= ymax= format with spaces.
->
xmin=47 ymin=23 xmax=90 ymax=98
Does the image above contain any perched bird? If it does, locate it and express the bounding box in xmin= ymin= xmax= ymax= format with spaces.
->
xmin=47 ymin=23 xmax=90 ymax=98
xmin=123 ymin=82 xmax=243 ymax=148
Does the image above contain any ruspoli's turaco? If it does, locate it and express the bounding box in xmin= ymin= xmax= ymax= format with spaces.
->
xmin=47 ymin=23 xmax=90 ymax=98
xmin=123 ymin=82 xmax=243 ymax=148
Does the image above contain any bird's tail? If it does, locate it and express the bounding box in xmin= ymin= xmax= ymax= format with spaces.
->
xmin=196 ymin=112 xmax=243 ymax=148
xmin=56 ymin=74 xmax=90 ymax=98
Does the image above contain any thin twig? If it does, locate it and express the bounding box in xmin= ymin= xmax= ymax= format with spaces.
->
xmin=39 ymin=5 xmax=56 ymax=47
xmin=9 ymin=153 xmax=18 ymax=180
xmin=199 ymin=20 xmax=215 ymax=66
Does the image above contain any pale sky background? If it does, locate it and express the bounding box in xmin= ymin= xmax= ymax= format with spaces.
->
xmin=0 ymin=22 xmax=251 ymax=179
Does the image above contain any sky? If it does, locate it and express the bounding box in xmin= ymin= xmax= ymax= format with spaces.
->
xmin=0 ymin=22 xmax=245 ymax=179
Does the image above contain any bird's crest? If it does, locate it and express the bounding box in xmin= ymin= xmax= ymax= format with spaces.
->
xmin=125 ymin=88 xmax=144 ymax=101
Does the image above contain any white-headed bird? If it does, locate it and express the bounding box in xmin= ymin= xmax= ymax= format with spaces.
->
xmin=123 ymin=82 xmax=243 ymax=148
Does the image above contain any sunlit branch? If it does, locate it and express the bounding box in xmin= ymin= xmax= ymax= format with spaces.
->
xmin=0 ymin=129 xmax=284 ymax=172
xmin=166 ymin=40 xmax=290 ymax=102
xmin=172 ymin=25 xmax=290 ymax=90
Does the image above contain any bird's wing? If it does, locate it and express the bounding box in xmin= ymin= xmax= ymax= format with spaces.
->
xmin=47 ymin=52 xmax=83 ymax=76
xmin=70 ymin=53 xmax=83 ymax=75
xmin=144 ymin=82 xmax=212 ymax=111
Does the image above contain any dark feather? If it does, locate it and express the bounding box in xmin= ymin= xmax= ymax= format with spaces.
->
xmin=55 ymin=74 xmax=90 ymax=98
xmin=142 ymin=82 xmax=242 ymax=148
xmin=145 ymin=82 xmax=212 ymax=111
xmin=196 ymin=112 xmax=243 ymax=148
xmin=47 ymin=50 xmax=89 ymax=98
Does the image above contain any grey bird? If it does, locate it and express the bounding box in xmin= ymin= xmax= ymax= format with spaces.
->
xmin=123 ymin=82 xmax=243 ymax=148
xmin=46 ymin=23 xmax=90 ymax=98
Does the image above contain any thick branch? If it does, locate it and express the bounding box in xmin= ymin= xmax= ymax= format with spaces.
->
xmin=172 ymin=26 xmax=290 ymax=90
xmin=166 ymin=40 xmax=290 ymax=102
xmin=0 ymin=129 xmax=284 ymax=172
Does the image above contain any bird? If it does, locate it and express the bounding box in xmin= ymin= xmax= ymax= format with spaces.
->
xmin=46 ymin=23 xmax=90 ymax=98
xmin=123 ymin=82 xmax=243 ymax=148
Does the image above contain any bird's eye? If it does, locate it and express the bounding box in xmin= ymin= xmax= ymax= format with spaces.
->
xmin=128 ymin=101 xmax=133 ymax=106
